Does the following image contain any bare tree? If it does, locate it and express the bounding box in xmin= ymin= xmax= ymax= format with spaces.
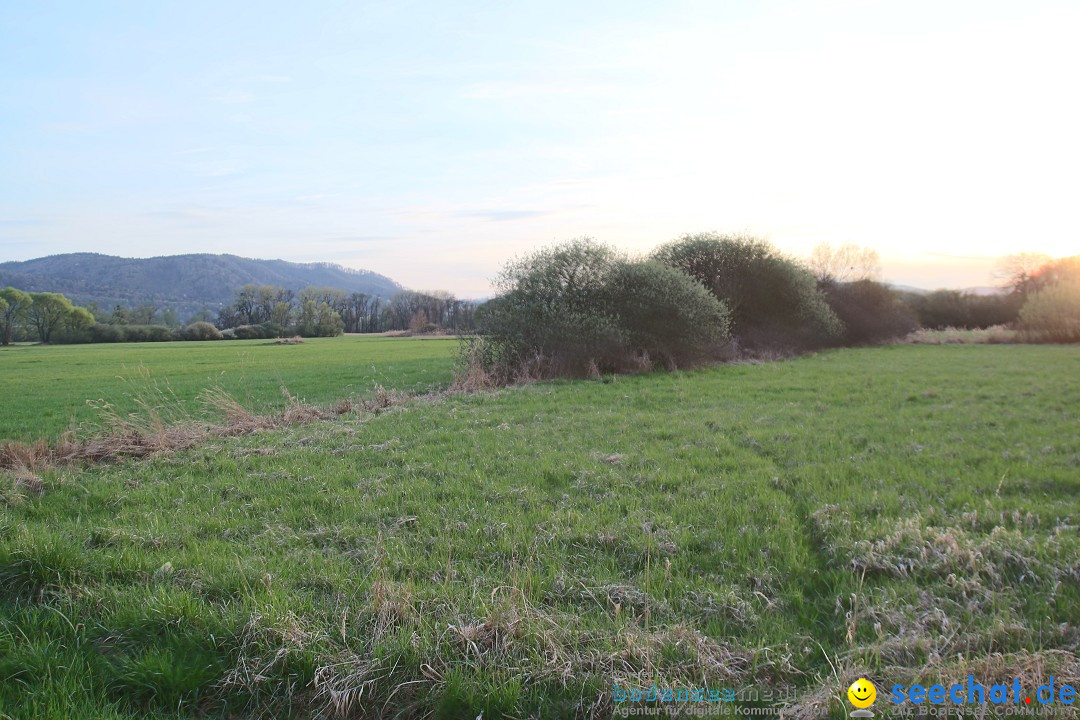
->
xmin=132 ymin=303 xmax=157 ymax=325
xmin=256 ymin=286 xmax=293 ymax=324
xmin=367 ymin=296 xmax=383 ymax=332
xmin=233 ymin=285 xmax=260 ymax=325
xmin=993 ymin=252 xmax=1051 ymax=297
xmin=808 ymin=242 xmax=881 ymax=283
xmin=341 ymin=293 xmax=370 ymax=332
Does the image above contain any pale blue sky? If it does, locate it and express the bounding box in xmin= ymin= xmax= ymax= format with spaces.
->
xmin=2 ymin=0 xmax=1078 ymax=295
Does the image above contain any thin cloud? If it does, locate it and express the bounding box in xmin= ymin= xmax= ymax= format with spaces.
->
xmin=926 ymin=252 xmax=996 ymax=261
xmin=458 ymin=210 xmax=550 ymax=222
xmin=323 ymin=235 xmax=403 ymax=243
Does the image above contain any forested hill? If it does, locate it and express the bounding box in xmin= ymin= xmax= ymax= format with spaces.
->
xmin=0 ymin=253 xmax=404 ymax=317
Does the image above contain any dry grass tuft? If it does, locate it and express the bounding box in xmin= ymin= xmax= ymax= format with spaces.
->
xmin=201 ymin=386 xmax=268 ymax=431
xmin=371 ymin=579 xmax=417 ymax=636
xmin=280 ymin=387 xmax=333 ymax=426
xmin=312 ymin=653 xmax=386 ymax=718
xmin=900 ymin=325 xmax=1018 ymax=344
xmin=0 ymin=383 xmax=419 ymax=473
xmin=0 ymin=438 xmax=52 ymax=472
xmin=12 ymin=467 xmax=46 ymax=496
xmin=812 ymin=508 xmax=1066 ymax=590
xmin=216 ymin=611 xmax=324 ymax=715
xmin=450 ymin=345 xmax=501 ymax=392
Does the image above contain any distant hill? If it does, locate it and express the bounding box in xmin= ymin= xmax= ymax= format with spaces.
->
xmin=888 ymin=283 xmax=930 ymax=295
xmin=0 ymin=253 xmax=404 ymax=320
xmin=888 ymin=283 xmax=1006 ymax=296
xmin=960 ymin=286 xmax=1007 ymax=296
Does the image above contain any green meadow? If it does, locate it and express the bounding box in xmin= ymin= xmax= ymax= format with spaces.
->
xmin=0 ymin=336 xmax=457 ymax=441
xmin=1 ymin=343 xmax=1078 ymax=718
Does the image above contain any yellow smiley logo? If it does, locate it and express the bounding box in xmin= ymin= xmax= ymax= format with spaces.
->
xmin=847 ymin=678 xmax=876 ymax=708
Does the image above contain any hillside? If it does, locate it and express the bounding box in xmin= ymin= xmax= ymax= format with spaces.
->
xmin=0 ymin=253 xmax=404 ymax=318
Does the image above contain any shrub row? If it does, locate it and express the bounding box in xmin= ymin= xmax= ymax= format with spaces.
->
xmin=55 ymin=322 xmax=225 ymax=343
xmin=822 ymin=280 xmax=919 ymax=346
xmin=902 ymin=290 xmax=1022 ymax=330
xmin=221 ymin=323 xmax=278 ymax=340
xmin=53 ymin=324 xmax=176 ymax=343
xmin=653 ymin=234 xmax=843 ymax=351
xmin=53 ymin=320 xmax=336 ymax=343
xmin=472 ymin=235 xmax=1035 ymax=383
xmin=472 ymin=239 xmax=731 ymax=380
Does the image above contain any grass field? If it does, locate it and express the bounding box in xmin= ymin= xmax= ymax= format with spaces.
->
xmin=1 ymin=344 xmax=1078 ymax=718
xmin=0 ymin=336 xmax=457 ymax=442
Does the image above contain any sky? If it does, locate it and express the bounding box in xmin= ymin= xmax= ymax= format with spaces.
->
xmin=1 ymin=0 xmax=1078 ymax=297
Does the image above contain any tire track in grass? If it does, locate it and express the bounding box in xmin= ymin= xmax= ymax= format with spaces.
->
xmin=732 ymin=430 xmax=853 ymax=659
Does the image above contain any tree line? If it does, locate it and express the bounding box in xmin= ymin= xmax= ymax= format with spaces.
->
xmin=0 ymin=284 xmax=478 ymax=344
xmin=214 ymin=285 xmax=477 ymax=338
xmin=1 ymin=290 xmax=95 ymax=345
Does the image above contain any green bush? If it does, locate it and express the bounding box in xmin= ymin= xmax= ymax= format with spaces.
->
xmin=472 ymin=239 xmax=731 ymax=380
xmin=120 ymin=324 xmax=174 ymax=342
xmin=652 ymin=233 xmax=841 ymax=351
xmin=50 ymin=328 xmax=93 ymax=344
xmin=478 ymin=239 xmax=625 ymax=378
xmin=90 ymin=324 xmax=126 ymax=343
xmin=905 ymin=290 xmax=1021 ymax=330
xmin=231 ymin=324 xmax=274 ymax=340
xmin=46 ymin=323 xmax=176 ymax=344
xmin=123 ymin=325 xmax=151 ymax=342
xmin=601 ymin=260 xmax=731 ymax=368
xmin=1019 ymin=280 xmax=1080 ymax=342
xmin=181 ymin=321 xmax=223 ymax=341
xmin=822 ymin=280 xmax=919 ymax=345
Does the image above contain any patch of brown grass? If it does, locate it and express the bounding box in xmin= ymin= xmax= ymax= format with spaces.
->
xmin=812 ymin=508 xmax=1066 ymax=590
xmin=0 ymin=383 xmax=418 ymax=475
xmin=205 ymin=575 xmax=814 ymax=720
xmin=12 ymin=467 xmax=45 ymax=496
xmin=900 ymin=325 xmax=1019 ymax=344
xmin=449 ymin=346 xmax=500 ymax=392
xmin=215 ymin=610 xmax=325 ymax=715
xmin=0 ymin=438 xmax=53 ymax=473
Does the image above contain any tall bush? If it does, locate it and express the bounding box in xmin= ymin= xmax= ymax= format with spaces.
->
xmin=821 ymin=280 xmax=919 ymax=345
xmin=181 ymin=321 xmax=223 ymax=341
xmin=479 ymin=239 xmax=626 ymax=378
xmin=230 ymin=324 xmax=275 ymax=340
xmin=652 ymin=233 xmax=841 ymax=350
xmin=472 ymin=239 xmax=731 ymax=380
xmin=1019 ymin=280 xmax=1080 ymax=342
xmin=905 ymin=290 xmax=1021 ymax=330
xmin=601 ymin=260 xmax=731 ymax=368
xmin=90 ymin=324 xmax=126 ymax=343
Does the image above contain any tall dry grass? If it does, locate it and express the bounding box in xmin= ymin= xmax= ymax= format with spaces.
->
xmin=899 ymin=325 xmax=1018 ymax=345
xmin=1 ymin=382 xmax=413 ymax=480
